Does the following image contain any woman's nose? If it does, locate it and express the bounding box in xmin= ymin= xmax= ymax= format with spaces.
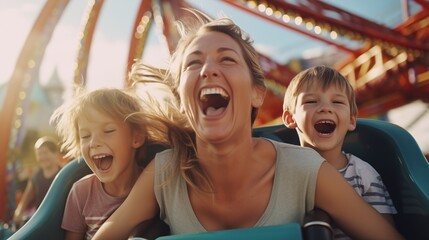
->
xmin=200 ymin=61 xmax=219 ymax=79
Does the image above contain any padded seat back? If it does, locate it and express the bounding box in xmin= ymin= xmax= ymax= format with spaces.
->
xmin=253 ymin=119 xmax=429 ymax=239
xmin=9 ymin=159 xmax=91 ymax=240
xmin=9 ymin=143 xmax=168 ymax=240
xmin=9 ymin=119 xmax=429 ymax=239
xmin=157 ymin=223 xmax=303 ymax=240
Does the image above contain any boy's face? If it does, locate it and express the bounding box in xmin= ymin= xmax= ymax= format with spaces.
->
xmin=77 ymin=108 xmax=144 ymax=184
xmin=283 ymin=83 xmax=356 ymax=153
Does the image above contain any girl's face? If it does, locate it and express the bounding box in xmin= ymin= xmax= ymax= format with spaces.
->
xmin=288 ymin=83 xmax=356 ymax=153
xmin=178 ymin=31 xmax=264 ymax=144
xmin=77 ymin=108 xmax=144 ymax=183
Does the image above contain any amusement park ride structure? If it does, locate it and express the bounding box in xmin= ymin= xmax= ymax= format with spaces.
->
xmin=0 ymin=0 xmax=428 ymax=220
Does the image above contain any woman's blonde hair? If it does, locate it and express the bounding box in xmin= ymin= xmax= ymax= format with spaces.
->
xmin=169 ymin=9 xmax=266 ymax=125
xmin=109 ymin=9 xmax=270 ymax=192
xmin=155 ymin=9 xmax=268 ymax=192
xmin=127 ymin=60 xmax=198 ymax=190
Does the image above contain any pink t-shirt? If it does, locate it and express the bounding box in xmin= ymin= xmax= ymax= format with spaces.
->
xmin=61 ymin=174 xmax=126 ymax=239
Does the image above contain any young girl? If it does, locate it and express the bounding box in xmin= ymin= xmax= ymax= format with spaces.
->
xmin=50 ymin=88 xmax=170 ymax=240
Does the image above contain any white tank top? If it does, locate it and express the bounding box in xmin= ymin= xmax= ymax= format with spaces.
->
xmin=154 ymin=139 xmax=324 ymax=235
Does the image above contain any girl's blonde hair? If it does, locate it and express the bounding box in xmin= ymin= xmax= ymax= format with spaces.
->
xmin=50 ymin=87 xmax=170 ymax=163
xmin=283 ymin=65 xmax=358 ymax=116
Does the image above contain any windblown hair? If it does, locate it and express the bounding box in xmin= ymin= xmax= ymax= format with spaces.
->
xmin=124 ymin=9 xmax=270 ymax=192
xmin=129 ymin=59 xmax=179 ymax=110
xmin=283 ymin=65 xmax=358 ymax=116
xmin=144 ymin=9 xmax=268 ymax=192
xmin=169 ymin=9 xmax=266 ymax=126
xmin=50 ymin=87 xmax=170 ymax=164
xmin=127 ymin=60 xmax=200 ymax=190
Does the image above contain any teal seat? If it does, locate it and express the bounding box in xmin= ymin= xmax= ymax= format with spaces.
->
xmin=0 ymin=226 xmax=13 ymax=240
xmin=157 ymin=223 xmax=303 ymax=240
xmin=253 ymin=118 xmax=429 ymax=240
xmin=343 ymin=119 xmax=429 ymax=239
xmin=8 ymin=119 xmax=428 ymax=239
xmin=8 ymin=159 xmax=91 ymax=240
xmin=8 ymin=144 xmax=168 ymax=240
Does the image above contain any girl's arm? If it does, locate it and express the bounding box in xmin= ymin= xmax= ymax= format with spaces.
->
xmin=315 ymin=162 xmax=404 ymax=240
xmin=93 ymin=160 xmax=159 ymax=240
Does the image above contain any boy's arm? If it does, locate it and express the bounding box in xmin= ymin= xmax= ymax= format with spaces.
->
xmin=93 ymin=160 xmax=159 ymax=240
xmin=315 ymin=162 xmax=404 ymax=240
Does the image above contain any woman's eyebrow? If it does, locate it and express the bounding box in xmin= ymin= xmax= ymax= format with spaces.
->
xmin=218 ymin=47 xmax=239 ymax=55
xmin=187 ymin=47 xmax=238 ymax=56
xmin=187 ymin=50 xmax=203 ymax=57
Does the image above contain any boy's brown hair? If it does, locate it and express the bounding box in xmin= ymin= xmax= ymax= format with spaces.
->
xmin=283 ymin=65 xmax=358 ymax=116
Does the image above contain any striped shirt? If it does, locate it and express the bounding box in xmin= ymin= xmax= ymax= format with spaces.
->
xmin=333 ymin=153 xmax=397 ymax=240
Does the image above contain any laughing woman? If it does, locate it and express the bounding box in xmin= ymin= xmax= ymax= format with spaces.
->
xmin=93 ymin=9 xmax=403 ymax=240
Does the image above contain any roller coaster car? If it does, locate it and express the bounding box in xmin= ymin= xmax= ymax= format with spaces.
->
xmin=8 ymin=119 xmax=429 ymax=240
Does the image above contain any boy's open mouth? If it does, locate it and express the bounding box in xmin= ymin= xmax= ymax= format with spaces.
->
xmin=200 ymin=87 xmax=230 ymax=116
xmin=92 ymin=154 xmax=113 ymax=171
xmin=314 ymin=120 xmax=336 ymax=135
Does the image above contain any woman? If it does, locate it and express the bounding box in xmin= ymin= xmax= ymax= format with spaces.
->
xmin=93 ymin=10 xmax=403 ymax=240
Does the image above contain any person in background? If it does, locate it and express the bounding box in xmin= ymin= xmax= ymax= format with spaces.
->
xmin=93 ymin=9 xmax=403 ymax=240
xmin=12 ymin=136 xmax=62 ymax=228
xmin=282 ymin=65 xmax=397 ymax=239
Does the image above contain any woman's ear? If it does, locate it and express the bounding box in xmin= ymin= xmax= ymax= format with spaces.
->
xmin=251 ymin=86 xmax=266 ymax=108
xmin=282 ymin=110 xmax=297 ymax=129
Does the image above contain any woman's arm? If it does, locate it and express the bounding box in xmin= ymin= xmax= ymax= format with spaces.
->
xmin=64 ymin=231 xmax=85 ymax=240
xmin=315 ymin=162 xmax=404 ymax=240
xmin=13 ymin=180 xmax=35 ymax=225
xmin=383 ymin=213 xmax=396 ymax=226
xmin=92 ymin=161 xmax=159 ymax=240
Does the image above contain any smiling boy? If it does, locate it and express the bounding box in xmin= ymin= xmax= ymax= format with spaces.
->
xmin=282 ymin=65 xmax=397 ymax=239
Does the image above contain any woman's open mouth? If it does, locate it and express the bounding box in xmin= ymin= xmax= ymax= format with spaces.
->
xmin=199 ymin=87 xmax=230 ymax=116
